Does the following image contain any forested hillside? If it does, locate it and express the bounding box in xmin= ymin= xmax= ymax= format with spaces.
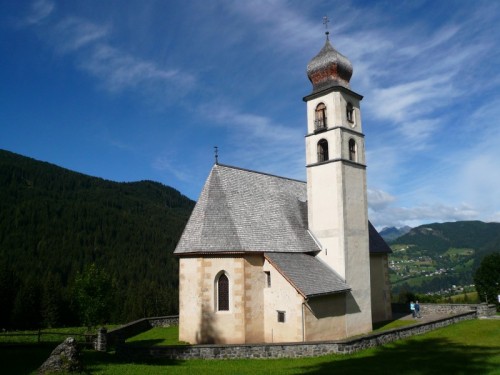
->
xmin=390 ymin=221 xmax=500 ymax=296
xmin=0 ymin=149 xmax=194 ymax=329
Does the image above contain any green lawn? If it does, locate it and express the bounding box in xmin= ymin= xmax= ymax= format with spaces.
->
xmin=125 ymin=320 xmax=418 ymax=347
xmin=2 ymin=320 xmax=499 ymax=374
xmin=88 ymin=320 xmax=500 ymax=374
xmin=125 ymin=325 xmax=188 ymax=346
xmin=372 ymin=319 xmax=416 ymax=332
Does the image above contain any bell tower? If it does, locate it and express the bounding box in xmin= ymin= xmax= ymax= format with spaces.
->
xmin=304 ymin=30 xmax=372 ymax=335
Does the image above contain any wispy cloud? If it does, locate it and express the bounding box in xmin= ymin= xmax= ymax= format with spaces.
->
xmin=25 ymin=0 xmax=54 ymax=25
xmin=52 ymin=17 xmax=108 ymax=52
xmin=370 ymin=201 xmax=480 ymax=230
xmin=152 ymin=155 xmax=193 ymax=183
xmin=80 ymin=44 xmax=194 ymax=93
xmin=198 ymin=102 xmax=305 ymax=178
xmin=12 ymin=0 xmax=500 ymax=227
xmin=368 ymin=189 xmax=396 ymax=211
xmin=23 ymin=1 xmax=195 ymax=100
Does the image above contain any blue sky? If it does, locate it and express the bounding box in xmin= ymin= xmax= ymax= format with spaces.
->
xmin=1 ymin=0 xmax=500 ymax=229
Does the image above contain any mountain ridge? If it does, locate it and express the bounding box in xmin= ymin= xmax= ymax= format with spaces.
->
xmin=0 ymin=149 xmax=195 ymax=328
xmin=380 ymin=226 xmax=412 ymax=242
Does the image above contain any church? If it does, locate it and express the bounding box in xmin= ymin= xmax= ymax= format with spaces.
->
xmin=174 ymin=30 xmax=392 ymax=344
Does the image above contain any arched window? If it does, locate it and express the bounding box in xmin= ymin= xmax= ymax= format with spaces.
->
xmin=349 ymin=139 xmax=357 ymax=162
xmin=217 ymin=273 xmax=229 ymax=311
xmin=317 ymin=139 xmax=329 ymax=162
xmin=315 ymin=103 xmax=327 ymax=130
xmin=346 ymin=102 xmax=354 ymax=123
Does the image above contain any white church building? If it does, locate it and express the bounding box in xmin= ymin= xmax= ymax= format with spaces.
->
xmin=174 ymin=31 xmax=392 ymax=344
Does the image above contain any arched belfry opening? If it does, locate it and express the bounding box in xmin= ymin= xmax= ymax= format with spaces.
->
xmin=346 ymin=102 xmax=354 ymax=123
xmin=317 ymin=139 xmax=329 ymax=162
xmin=315 ymin=103 xmax=327 ymax=130
xmin=348 ymin=139 xmax=357 ymax=162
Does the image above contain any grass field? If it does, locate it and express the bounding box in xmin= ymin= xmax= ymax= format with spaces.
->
xmin=125 ymin=325 xmax=188 ymax=346
xmin=2 ymin=319 xmax=498 ymax=374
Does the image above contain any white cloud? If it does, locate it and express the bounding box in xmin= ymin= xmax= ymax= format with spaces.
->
xmin=397 ymin=25 xmax=461 ymax=58
xmin=25 ymin=0 xmax=54 ymax=25
xmin=370 ymin=202 xmax=480 ymax=229
xmin=368 ymin=189 xmax=396 ymax=210
xmin=369 ymin=74 xmax=457 ymax=124
xmin=22 ymin=5 xmax=195 ymax=100
xmin=80 ymin=44 xmax=194 ymax=94
xmin=227 ymin=0 xmax=319 ymax=50
xmin=152 ymin=156 xmax=192 ymax=183
xmin=202 ymin=104 xmax=299 ymax=144
xmin=198 ymin=102 xmax=305 ymax=178
xmin=53 ymin=17 xmax=108 ymax=52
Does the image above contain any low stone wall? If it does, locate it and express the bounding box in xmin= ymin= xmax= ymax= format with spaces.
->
xmin=393 ymin=303 xmax=496 ymax=317
xmin=476 ymin=304 xmax=497 ymax=317
xmin=104 ymin=315 xmax=179 ymax=349
xmin=149 ymin=316 xmax=179 ymax=327
xmin=420 ymin=303 xmax=496 ymax=317
xmin=116 ymin=311 xmax=476 ymax=360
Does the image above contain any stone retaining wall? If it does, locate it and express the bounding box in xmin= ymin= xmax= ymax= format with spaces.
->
xmin=104 ymin=316 xmax=179 ymax=349
xmin=420 ymin=303 xmax=496 ymax=317
xmin=392 ymin=303 xmax=496 ymax=317
xmin=116 ymin=311 xmax=476 ymax=360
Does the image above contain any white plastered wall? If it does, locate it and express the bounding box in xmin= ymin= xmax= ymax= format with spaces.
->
xmin=305 ymin=88 xmax=372 ymax=338
xmin=263 ymin=259 xmax=304 ymax=343
xmin=370 ymin=253 xmax=393 ymax=323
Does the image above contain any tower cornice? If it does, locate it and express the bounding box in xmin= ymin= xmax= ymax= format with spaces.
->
xmin=303 ymin=85 xmax=363 ymax=102
xmin=305 ymin=125 xmax=365 ymax=139
xmin=305 ymin=158 xmax=366 ymax=169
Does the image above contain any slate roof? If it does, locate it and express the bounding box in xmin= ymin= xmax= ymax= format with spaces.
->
xmin=265 ymin=252 xmax=350 ymax=298
xmin=368 ymin=222 xmax=393 ymax=254
xmin=174 ymin=164 xmax=319 ymax=254
xmin=174 ymin=164 xmax=391 ymax=256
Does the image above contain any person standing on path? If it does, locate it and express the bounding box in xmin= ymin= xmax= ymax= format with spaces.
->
xmin=415 ymin=301 xmax=421 ymax=318
xmin=410 ymin=301 xmax=416 ymax=318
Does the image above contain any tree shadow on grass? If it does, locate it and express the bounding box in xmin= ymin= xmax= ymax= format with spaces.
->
xmin=0 ymin=343 xmax=55 ymax=375
xmin=298 ymin=337 xmax=500 ymax=375
xmin=83 ymin=349 xmax=185 ymax=373
xmin=123 ymin=339 xmax=166 ymax=347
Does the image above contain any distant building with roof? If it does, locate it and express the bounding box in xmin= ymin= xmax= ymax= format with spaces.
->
xmin=174 ymin=31 xmax=392 ymax=344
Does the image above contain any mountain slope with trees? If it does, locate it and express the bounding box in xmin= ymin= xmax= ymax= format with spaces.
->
xmin=0 ymin=149 xmax=194 ymax=329
xmin=389 ymin=221 xmax=500 ymax=296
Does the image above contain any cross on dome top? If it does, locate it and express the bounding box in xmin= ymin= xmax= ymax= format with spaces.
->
xmin=306 ymin=16 xmax=353 ymax=92
xmin=323 ymin=15 xmax=330 ymax=40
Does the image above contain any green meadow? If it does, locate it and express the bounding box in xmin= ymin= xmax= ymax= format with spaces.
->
xmin=1 ymin=319 xmax=499 ymax=374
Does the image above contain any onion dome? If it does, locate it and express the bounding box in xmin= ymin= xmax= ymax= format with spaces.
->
xmin=307 ymin=35 xmax=353 ymax=92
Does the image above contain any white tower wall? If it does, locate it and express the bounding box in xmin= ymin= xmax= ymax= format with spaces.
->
xmin=304 ymin=87 xmax=372 ymax=336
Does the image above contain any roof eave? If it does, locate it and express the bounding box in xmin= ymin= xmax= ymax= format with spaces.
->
xmin=305 ymin=288 xmax=351 ymax=299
